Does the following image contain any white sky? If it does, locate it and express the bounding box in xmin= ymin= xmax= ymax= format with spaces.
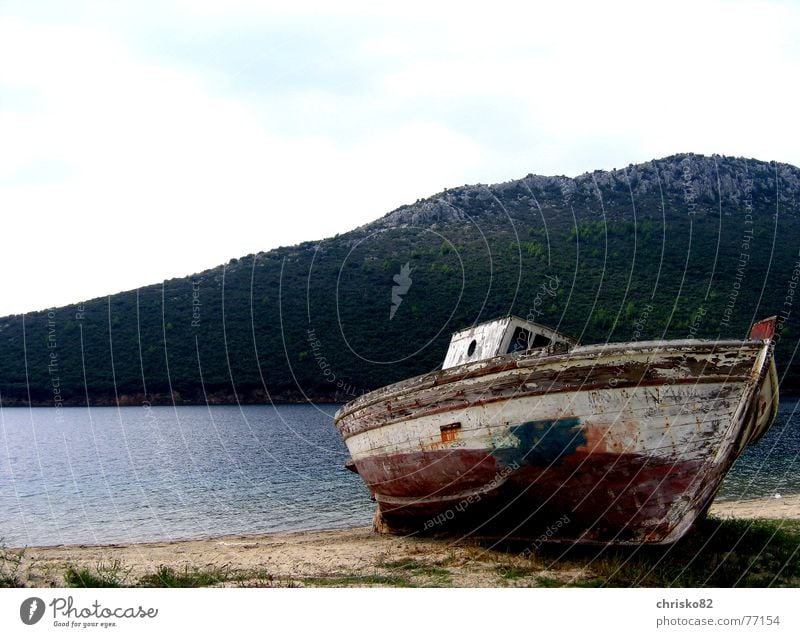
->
xmin=1 ymin=0 xmax=798 ymax=316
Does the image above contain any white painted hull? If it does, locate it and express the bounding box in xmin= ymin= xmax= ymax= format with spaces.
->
xmin=335 ymin=322 xmax=778 ymax=544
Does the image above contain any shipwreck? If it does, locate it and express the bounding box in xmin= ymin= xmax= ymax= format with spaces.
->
xmin=334 ymin=315 xmax=779 ymax=544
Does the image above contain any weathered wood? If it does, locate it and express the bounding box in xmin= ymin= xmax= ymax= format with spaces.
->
xmin=334 ymin=316 xmax=779 ymax=545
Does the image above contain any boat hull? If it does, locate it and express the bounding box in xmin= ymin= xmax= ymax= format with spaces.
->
xmin=335 ymin=325 xmax=778 ymax=545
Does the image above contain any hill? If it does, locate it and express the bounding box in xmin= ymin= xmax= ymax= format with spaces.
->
xmin=2 ymin=152 xmax=799 ymax=407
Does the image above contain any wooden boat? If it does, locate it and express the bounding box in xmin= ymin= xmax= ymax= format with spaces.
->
xmin=334 ymin=315 xmax=779 ymax=544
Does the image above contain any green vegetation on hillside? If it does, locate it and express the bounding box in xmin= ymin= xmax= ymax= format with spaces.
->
xmin=1 ymin=153 xmax=799 ymax=406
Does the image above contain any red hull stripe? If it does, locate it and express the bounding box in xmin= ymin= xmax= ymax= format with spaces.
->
xmin=356 ymin=447 xmax=704 ymax=543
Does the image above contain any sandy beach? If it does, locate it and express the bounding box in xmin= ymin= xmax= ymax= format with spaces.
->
xmin=707 ymin=494 xmax=800 ymax=520
xmin=6 ymin=495 xmax=799 ymax=588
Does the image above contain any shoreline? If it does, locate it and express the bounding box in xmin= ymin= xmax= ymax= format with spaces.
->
xmin=3 ymin=392 xmax=800 ymax=408
xmin=5 ymin=495 xmax=798 ymax=588
xmin=709 ymin=494 xmax=800 ymax=519
xmin=11 ymin=494 xmax=800 ymax=552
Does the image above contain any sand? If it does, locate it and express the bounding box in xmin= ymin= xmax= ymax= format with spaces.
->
xmin=6 ymin=495 xmax=799 ymax=588
xmin=708 ymin=494 xmax=800 ymax=519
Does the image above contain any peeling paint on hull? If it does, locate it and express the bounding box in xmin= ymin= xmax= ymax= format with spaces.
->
xmin=334 ymin=318 xmax=779 ymax=545
xmin=358 ymin=448 xmax=703 ymax=543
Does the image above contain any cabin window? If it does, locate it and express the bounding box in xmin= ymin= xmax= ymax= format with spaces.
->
xmin=531 ymin=333 xmax=551 ymax=348
xmin=508 ymin=327 xmax=551 ymax=353
xmin=440 ymin=422 xmax=461 ymax=442
xmin=508 ymin=327 xmax=532 ymax=353
xmin=467 ymin=339 xmax=477 ymax=356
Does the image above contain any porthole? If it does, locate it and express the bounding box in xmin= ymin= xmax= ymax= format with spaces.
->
xmin=467 ymin=339 xmax=477 ymax=356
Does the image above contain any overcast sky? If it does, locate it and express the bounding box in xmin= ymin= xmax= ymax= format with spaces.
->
xmin=1 ymin=0 xmax=798 ymax=316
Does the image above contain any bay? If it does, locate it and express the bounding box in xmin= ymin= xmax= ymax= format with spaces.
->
xmin=1 ymin=400 xmax=797 ymax=548
xmin=0 ymin=404 xmax=373 ymax=547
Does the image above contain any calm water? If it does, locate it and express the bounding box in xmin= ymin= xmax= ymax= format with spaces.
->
xmin=0 ymin=404 xmax=374 ymax=547
xmin=716 ymin=397 xmax=800 ymax=501
xmin=1 ymin=401 xmax=798 ymax=547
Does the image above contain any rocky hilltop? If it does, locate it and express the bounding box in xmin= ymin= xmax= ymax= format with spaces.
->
xmin=370 ymin=153 xmax=800 ymax=229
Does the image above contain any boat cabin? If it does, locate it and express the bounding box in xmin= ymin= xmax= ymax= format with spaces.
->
xmin=442 ymin=316 xmax=576 ymax=370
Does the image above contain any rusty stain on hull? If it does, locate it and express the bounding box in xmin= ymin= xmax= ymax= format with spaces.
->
xmin=334 ymin=315 xmax=779 ymax=545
